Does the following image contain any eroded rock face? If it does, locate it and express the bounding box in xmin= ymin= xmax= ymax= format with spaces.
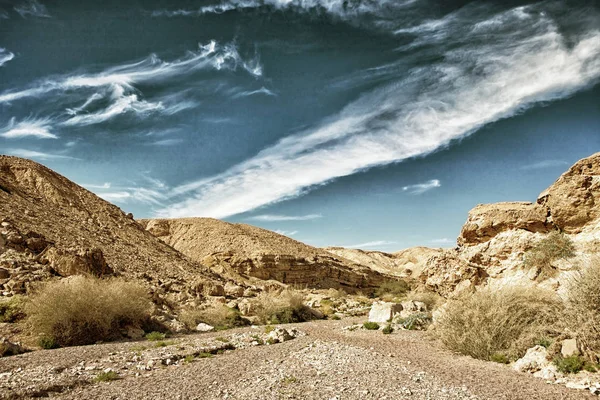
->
xmin=41 ymin=247 xmax=113 ymax=277
xmin=458 ymin=202 xmax=551 ymax=246
xmin=538 ymin=153 xmax=600 ymax=233
xmin=420 ymin=250 xmax=487 ymax=297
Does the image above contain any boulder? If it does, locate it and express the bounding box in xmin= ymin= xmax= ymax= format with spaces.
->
xmin=224 ymin=282 xmax=244 ymax=298
xmin=123 ymin=326 xmax=145 ymax=340
xmin=458 ymin=202 xmax=550 ymax=246
xmin=195 ymin=323 xmax=215 ymax=333
xmin=399 ymin=300 xmax=428 ymax=318
xmin=267 ymin=327 xmax=298 ymax=343
xmin=537 ymin=152 xmax=600 ymax=233
xmin=42 ymin=247 xmax=113 ymax=277
xmin=0 ymin=338 xmax=26 ymax=357
xmin=561 ymin=338 xmax=580 ymax=358
xmin=368 ymin=301 xmax=403 ymax=323
xmin=513 ymin=345 xmax=550 ymax=373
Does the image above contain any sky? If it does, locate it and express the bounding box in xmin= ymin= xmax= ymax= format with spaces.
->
xmin=0 ymin=0 xmax=599 ymax=251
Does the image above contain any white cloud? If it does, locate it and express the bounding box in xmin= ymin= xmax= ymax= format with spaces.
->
xmin=150 ymin=138 xmax=184 ymax=146
xmin=247 ymin=214 xmax=322 ymax=222
xmin=0 ymin=117 xmax=57 ymax=139
xmin=158 ymin=5 xmax=600 ymax=219
xmin=0 ymin=48 xmax=14 ymax=67
xmin=88 ymin=176 xmax=168 ymax=206
xmin=14 ymin=0 xmax=51 ymax=18
xmin=520 ymin=160 xmax=570 ymax=170
xmin=430 ymin=238 xmax=455 ymax=245
xmin=402 ymin=179 xmax=441 ymax=195
xmin=345 ymin=240 xmax=397 ymax=249
xmin=83 ymin=182 xmax=111 ymax=189
xmin=274 ymin=229 xmax=298 ymax=236
xmin=4 ymin=148 xmax=76 ymax=160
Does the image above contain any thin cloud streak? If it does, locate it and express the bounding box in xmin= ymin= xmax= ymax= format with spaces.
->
xmin=403 ymin=179 xmax=441 ymax=195
xmin=0 ymin=117 xmax=57 ymax=139
xmin=345 ymin=240 xmax=397 ymax=249
xmin=4 ymin=149 xmax=77 ymax=160
xmin=248 ymin=214 xmax=322 ymax=222
xmin=158 ymin=3 xmax=600 ymax=219
xmin=520 ymin=160 xmax=570 ymax=170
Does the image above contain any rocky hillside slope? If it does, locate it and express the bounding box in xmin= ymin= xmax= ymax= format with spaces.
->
xmin=0 ymin=156 xmax=224 ymax=299
xmin=324 ymin=247 xmax=442 ymax=279
xmin=139 ymin=218 xmax=390 ymax=291
xmin=420 ymin=152 xmax=600 ymax=296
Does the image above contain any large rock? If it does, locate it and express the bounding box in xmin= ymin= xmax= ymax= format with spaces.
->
xmin=513 ymin=345 xmax=550 ymax=373
xmin=458 ymin=202 xmax=550 ymax=246
xmin=368 ymin=301 xmax=403 ymax=323
xmin=561 ymin=338 xmax=580 ymax=358
xmin=41 ymin=247 xmax=113 ymax=277
xmin=538 ymin=152 xmax=600 ymax=233
xmin=419 ymin=250 xmax=487 ymax=297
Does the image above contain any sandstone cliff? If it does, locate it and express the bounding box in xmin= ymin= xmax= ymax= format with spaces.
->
xmin=139 ymin=218 xmax=391 ymax=291
xmin=421 ymin=152 xmax=600 ymax=297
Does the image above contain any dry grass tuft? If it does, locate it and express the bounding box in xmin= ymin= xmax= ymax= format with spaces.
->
xmin=181 ymin=304 xmax=247 ymax=331
xmin=435 ymin=286 xmax=562 ymax=361
xmin=25 ymin=276 xmax=152 ymax=346
xmin=524 ymin=231 xmax=576 ymax=277
xmin=253 ymin=288 xmax=317 ymax=324
xmin=564 ymin=257 xmax=600 ymax=361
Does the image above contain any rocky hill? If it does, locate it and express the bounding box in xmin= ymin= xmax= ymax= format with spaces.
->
xmin=139 ymin=218 xmax=390 ymax=291
xmin=324 ymin=247 xmax=442 ymax=279
xmin=420 ymin=152 xmax=600 ymax=296
xmin=0 ymin=156 xmax=224 ymax=300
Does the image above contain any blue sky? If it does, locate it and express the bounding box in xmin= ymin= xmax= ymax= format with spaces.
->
xmin=1 ymin=0 xmax=599 ymax=251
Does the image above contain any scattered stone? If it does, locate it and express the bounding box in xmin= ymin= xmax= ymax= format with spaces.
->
xmin=195 ymin=323 xmax=215 ymax=333
xmin=368 ymin=301 xmax=402 ymax=323
xmin=513 ymin=346 xmax=549 ymax=373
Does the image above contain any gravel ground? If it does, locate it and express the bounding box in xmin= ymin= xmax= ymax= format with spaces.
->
xmin=0 ymin=318 xmax=594 ymax=400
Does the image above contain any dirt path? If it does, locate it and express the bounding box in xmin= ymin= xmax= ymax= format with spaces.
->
xmin=0 ymin=319 xmax=593 ymax=400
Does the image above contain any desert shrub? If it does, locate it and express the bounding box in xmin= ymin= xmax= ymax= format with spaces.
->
xmin=536 ymin=337 xmax=553 ymax=349
xmin=382 ymin=325 xmax=393 ymax=334
xmin=435 ymin=286 xmax=562 ymax=361
xmin=395 ymin=313 xmax=432 ymax=331
xmin=563 ymin=257 xmax=600 ymax=360
xmin=490 ymin=353 xmax=510 ymax=364
xmin=524 ymin=231 xmax=575 ymax=276
xmin=25 ymin=276 xmax=153 ymax=347
xmin=375 ymin=280 xmax=410 ymax=299
xmin=404 ymin=291 xmax=442 ymax=310
xmin=145 ymin=331 xmax=166 ymax=341
xmin=0 ymin=296 xmax=26 ymax=323
xmin=95 ymin=370 xmax=120 ymax=382
xmin=554 ymin=355 xmax=585 ymax=374
xmin=253 ymin=289 xmax=317 ymax=325
xmin=192 ymin=304 xmax=248 ymax=331
xmin=38 ymin=336 xmax=59 ymax=349
xmin=363 ymin=322 xmax=379 ymax=330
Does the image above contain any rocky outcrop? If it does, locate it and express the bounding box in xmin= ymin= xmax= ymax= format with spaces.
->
xmin=421 ymin=152 xmax=600 ymax=296
xmin=140 ymin=218 xmax=391 ymax=291
xmin=538 ymin=154 xmax=600 ymax=233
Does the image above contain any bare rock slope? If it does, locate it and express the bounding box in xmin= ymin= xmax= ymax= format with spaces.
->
xmin=139 ymin=218 xmax=390 ymax=290
xmin=422 ymin=152 xmax=600 ymax=296
xmin=0 ymin=156 xmax=222 ymax=297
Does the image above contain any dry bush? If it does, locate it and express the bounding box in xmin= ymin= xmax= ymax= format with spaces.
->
xmin=253 ymin=288 xmax=317 ymax=324
xmin=564 ymin=257 xmax=600 ymax=361
xmin=180 ymin=304 xmax=247 ymax=331
xmin=0 ymin=296 xmax=26 ymax=322
xmin=404 ymin=290 xmax=443 ymax=310
xmin=524 ymin=231 xmax=576 ymax=276
xmin=375 ymin=279 xmax=410 ymax=299
xmin=25 ymin=276 xmax=152 ymax=346
xmin=435 ymin=286 xmax=562 ymax=361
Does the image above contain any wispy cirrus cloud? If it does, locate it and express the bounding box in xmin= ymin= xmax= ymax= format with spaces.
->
xmin=345 ymin=240 xmax=397 ymax=249
xmin=86 ymin=176 xmax=168 ymax=206
xmin=274 ymin=229 xmax=299 ymax=236
xmin=519 ymin=160 xmax=570 ymax=170
xmin=247 ymin=214 xmax=322 ymax=222
xmin=14 ymin=0 xmax=51 ymax=18
xmin=0 ymin=48 xmax=14 ymax=67
xmin=3 ymin=148 xmax=77 ymax=160
xmin=0 ymin=117 xmax=57 ymax=139
xmin=157 ymin=3 xmax=600 ymax=219
xmin=402 ymin=179 xmax=441 ymax=195
xmin=430 ymin=238 xmax=455 ymax=245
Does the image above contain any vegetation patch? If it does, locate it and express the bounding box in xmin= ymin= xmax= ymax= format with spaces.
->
xmin=181 ymin=304 xmax=248 ymax=331
xmin=554 ymin=355 xmax=585 ymax=374
xmin=253 ymin=289 xmax=318 ymax=325
xmin=145 ymin=331 xmax=166 ymax=341
xmin=395 ymin=313 xmax=432 ymax=331
xmin=435 ymin=286 xmax=562 ymax=362
xmin=524 ymin=231 xmax=575 ymax=277
xmin=375 ymin=280 xmax=410 ymax=299
xmin=94 ymin=371 xmax=120 ymax=382
xmin=25 ymin=276 xmax=152 ymax=347
xmin=363 ymin=322 xmax=379 ymax=330
xmin=382 ymin=325 xmax=393 ymax=334
xmin=0 ymin=296 xmax=26 ymax=323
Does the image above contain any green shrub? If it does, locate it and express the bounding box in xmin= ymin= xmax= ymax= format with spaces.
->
xmin=253 ymin=289 xmax=318 ymax=325
xmin=536 ymin=337 xmax=553 ymax=349
xmin=197 ymin=352 xmax=213 ymax=358
xmin=375 ymin=280 xmax=410 ymax=299
xmin=395 ymin=313 xmax=432 ymax=330
xmin=25 ymin=276 xmax=152 ymax=347
xmin=490 ymin=353 xmax=510 ymax=364
xmin=95 ymin=371 xmax=120 ymax=382
xmin=184 ymin=355 xmax=195 ymax=363
xmin=435 ymin=286 xmax=562 ymax=361
xmin=524 ymin=231 xmax=575 ymax=276
xmin=38 ymin=336 xmax=59 ymax=349
xmin=363 ymin=322 xmax=379 ymax=330
xmin=0 ymin=296 xmax=25 ymax=322
xmin=554 ymin=355 xmax=585 ymax=374
xmin=187 ymin=304 xmax=248 ymax=331
xmin=145 ymin=331 xmax=166 ymax=341
xmin=382 ymin=325 xmax=393 ymax=334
